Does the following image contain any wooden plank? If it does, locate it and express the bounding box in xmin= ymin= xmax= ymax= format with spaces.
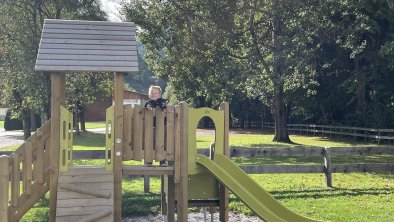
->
xmin=57 ymin=197 xmax=112 ymax=207
xmin=113 ymin=73 xmax=124 ymax=222
xmin=45 ymin=19 xmax=134 ymax=27
xmin=122 ymin=166 xmax=175 ymax=176
xmin=35 ymin=65 xmax=139 ymax=72
xmin=331 ymin=163 xmax=394 ymax=173
xmin=49 ymin=72 xmax=65 ymax=222
xmin=43 ymin=28 xmax=135 ymax=36
xmin=155 ymin=108 xmax=165 ymax=161
xmin=24 ymin=141 xmax=33 ymax=195
xmin=57 ymin=190 xmax=112 ymax=199
xmin=11 ymin=153 xmax=20 ymax=207
xmin=56 ymin=205 xmax=112 ymax=216
xmin=166 ymin=106 xmax=175 ymax=161
xmin=41 ymin=38 xmax=137 ymax=46
xmin=38 ymin=48 xmax=137 ymax=55
xmin=78 ymin=209 xmax=112 ymax=222
xmin=240 ymin=164 xmax=324 ymax=174
xmin=174 ymin=106 xmax=181 ymax=183
xmin=0 ymin=155 xmax=9 ymax=222
xmin=44 ymin=23 xmax=135 ymax=31
xmin=123 ymin=105 xmax=133 ymax=160
xmin=37 ymin=60 xmax=138 ymax=67
xmin=58 ymin=174 xmax=114 ymax=183
xmin=229 ymin=147 xmax=325 ymax=157
xmin=42 ymin=33 xmax=136 ymax=41
xmin=57 ymin=214 xmax=113 ymax=222
xmin=178 ymin=102 xmax=189 ymax=222
xmin=330 ymin=146 xmax=394 ymax=156
xmin=132 ymin=105 xmax=143 ymax=160
xmin=39 ymin=43 xmax=136 ymax=50
xmin=219 ymin=102 xmax=229 ymax=222
xmin=64 ymin=166 xmax=111 ymax=175
xmin=37 ymin=54 xmax=138 ymax=61
xmin=144 ymin=109 xmax=154 ymax=163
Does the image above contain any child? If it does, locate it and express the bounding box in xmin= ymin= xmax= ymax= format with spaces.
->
xmin=144 ymin=85 xmax=167 ymax=166
xmin=145 ymin=85 xmax=167 ymax=111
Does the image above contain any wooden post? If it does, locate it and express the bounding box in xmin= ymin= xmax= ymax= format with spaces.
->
xmin=144 ymin=175 xmax=150 ymax=193
xmin=324 ymin=147 xmax=333 ymax=187
xmin=177 ymin=102 xmax=188 ymax=222
xmin=219 ymin=102 xmax=229 ymax=221
xmin=167 ymin=174 xmax=175 ymax=222
xmin=49 ymin=72 xmax=65 ymax=222
xmin=113 ymin=72 xmax=125 ymax=222
xmin=0 ymin=155 xmax=9 ymax=222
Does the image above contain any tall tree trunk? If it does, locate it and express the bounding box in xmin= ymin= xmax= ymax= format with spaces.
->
xmin=22 ymin=110 xmax=31 ymax=140
xmin=80 ymin=110 xmax=86 ymax=131
xmin=355 ymin=57 xmax=367 ymax=123
xmin=31 ymin=110 xmax=37 ymax=131
xmin=272 ymin=83 xmax=290 ymax=142
xmin=272 ymin=0 xmax=291 ymax=142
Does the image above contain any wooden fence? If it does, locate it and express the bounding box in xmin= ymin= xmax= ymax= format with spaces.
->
xmin=207 ymin=121 xmax=394 ymax=143
xmin=0 ymin=120 xmax=52 ymax=222
xmin=3 ymin=146 xmax=390 ymax=188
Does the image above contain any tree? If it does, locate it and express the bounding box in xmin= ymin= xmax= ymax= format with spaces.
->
xmin=0 ymin=0 xmax=107 ymax=139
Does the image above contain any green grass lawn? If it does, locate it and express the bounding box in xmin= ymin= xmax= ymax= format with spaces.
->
xmin=84 ymin=121 xmax=106 ymax=129
xmin=0 ymin=120 xmax=4 ymax=128
xmin=4 ymin=129 xmax=393 ymax=221
xmin=22 ymin=173 xmax=393 ymax=222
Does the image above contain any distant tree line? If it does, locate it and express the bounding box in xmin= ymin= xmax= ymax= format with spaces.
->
xmin=123 ymin=0 xmax=394 ymax=142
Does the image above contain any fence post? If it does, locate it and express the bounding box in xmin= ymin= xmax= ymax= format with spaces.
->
xmin=0 ymin=155 xmax=9 ymax=222
xmin=323 ymin=147 xmax=333 ymax=187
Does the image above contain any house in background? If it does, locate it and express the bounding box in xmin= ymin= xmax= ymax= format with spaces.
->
xmin=84 ymin=90 xmax=149 ymax=122
xmin=0 ymin=107 xmax=7 ymax=121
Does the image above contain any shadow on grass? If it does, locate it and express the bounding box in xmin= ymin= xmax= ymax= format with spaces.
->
xmin=268 ymin=187 xmax=393 ymax=200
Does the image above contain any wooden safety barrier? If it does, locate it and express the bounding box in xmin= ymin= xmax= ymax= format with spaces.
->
xmin=122 ymin=105 xmax=178 ymax=163
xmin=0 ymin=120 xmax=52 ymax=222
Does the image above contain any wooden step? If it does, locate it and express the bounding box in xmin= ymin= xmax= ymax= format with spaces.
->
xmin=122 ymin=165 xmax=175 ymax=176
xmin=56 ymin=166 xmax=114 ymax=222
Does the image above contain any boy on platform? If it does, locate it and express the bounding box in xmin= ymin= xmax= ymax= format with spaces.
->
xmin=144 ymin=85 xmax=167 ymax=166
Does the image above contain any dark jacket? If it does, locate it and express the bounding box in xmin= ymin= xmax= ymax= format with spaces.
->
xmin=144 ymin=98 xmax=167 ymax=110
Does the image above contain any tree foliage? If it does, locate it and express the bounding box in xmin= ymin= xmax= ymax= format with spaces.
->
xmin=0 ymin=0 xmax=108 ymax=138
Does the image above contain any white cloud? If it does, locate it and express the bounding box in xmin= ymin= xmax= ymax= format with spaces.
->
xmin=100 ymin=0 xmax=123 ymax=22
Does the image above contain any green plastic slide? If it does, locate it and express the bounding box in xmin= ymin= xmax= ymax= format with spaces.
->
xmin=195 ymin=153 xmax=323 ymax=222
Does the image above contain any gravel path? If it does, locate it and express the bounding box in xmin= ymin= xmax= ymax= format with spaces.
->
xmin=123 ymin=212 xmax=264 ymax=222
xmin=0 ymin=128 xmax=24 ymax=148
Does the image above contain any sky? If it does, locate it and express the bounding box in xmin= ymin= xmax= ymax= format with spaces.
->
xmin=100 ymin=0 xmax=122 ymax=22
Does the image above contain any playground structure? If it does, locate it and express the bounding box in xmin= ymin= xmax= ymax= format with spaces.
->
xmin=0 ymin=19 xmax=322 ymax=222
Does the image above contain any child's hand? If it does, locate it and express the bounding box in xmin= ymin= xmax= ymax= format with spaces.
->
xmin=146 ymin=104 xmax=153 ymax=110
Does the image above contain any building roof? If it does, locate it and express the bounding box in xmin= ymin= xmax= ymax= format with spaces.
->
xmin=35 ymin=19 xmax=138 ymax=73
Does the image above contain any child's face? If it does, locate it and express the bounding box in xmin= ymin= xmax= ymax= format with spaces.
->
xmin=149 ymin=88 xmax=161 ymax=100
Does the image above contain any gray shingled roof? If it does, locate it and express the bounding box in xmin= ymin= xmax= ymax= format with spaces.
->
xmin=35 ymin=19 xmax=138 ymax=73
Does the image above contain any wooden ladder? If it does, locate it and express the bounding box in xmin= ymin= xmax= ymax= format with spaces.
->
xmin=56 ymin=167 xmax=114 ymax=222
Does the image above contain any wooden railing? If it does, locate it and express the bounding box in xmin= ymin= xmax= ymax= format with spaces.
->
xmin=0 ymin=120 xmax=52 ymax=222
xmin=121 ymin=105 xmax=180 ymax=164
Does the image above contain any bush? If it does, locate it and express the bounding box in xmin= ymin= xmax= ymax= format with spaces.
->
xmin=4 ymin=111 xmax=41 ymax=131
xmin=4 ymin=111 xmax=23 ymax=131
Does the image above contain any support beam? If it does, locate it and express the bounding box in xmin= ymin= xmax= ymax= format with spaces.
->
xmin=49 ymin=72 xmax=65 ymax=222
xmin=219 ymin=102 xmax=229 ymax=221
xmin=177 ymin=102 xmax=188 ymax=221
xmin=113 ymin=72 xmax=125 ymax=221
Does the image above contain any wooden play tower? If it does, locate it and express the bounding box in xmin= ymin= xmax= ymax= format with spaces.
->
xmin=0 ymin=19 xmax=230 ymax=222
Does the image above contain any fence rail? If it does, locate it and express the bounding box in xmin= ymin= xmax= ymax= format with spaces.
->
xmin=3 ymin=146 xmax=390 ymax=188
xmin=0 ymin=120 xmax=52 ymax=222
xmin=207 ymin=121 xmax=394 ymax=143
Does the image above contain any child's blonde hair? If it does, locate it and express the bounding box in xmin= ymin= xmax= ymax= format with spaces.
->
xmin=149 ymin=85 xmax=162 ymax=94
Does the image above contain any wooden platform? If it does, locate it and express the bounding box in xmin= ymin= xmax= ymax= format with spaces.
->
xmin=56 ymin=167 xmax=114 ymax=222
